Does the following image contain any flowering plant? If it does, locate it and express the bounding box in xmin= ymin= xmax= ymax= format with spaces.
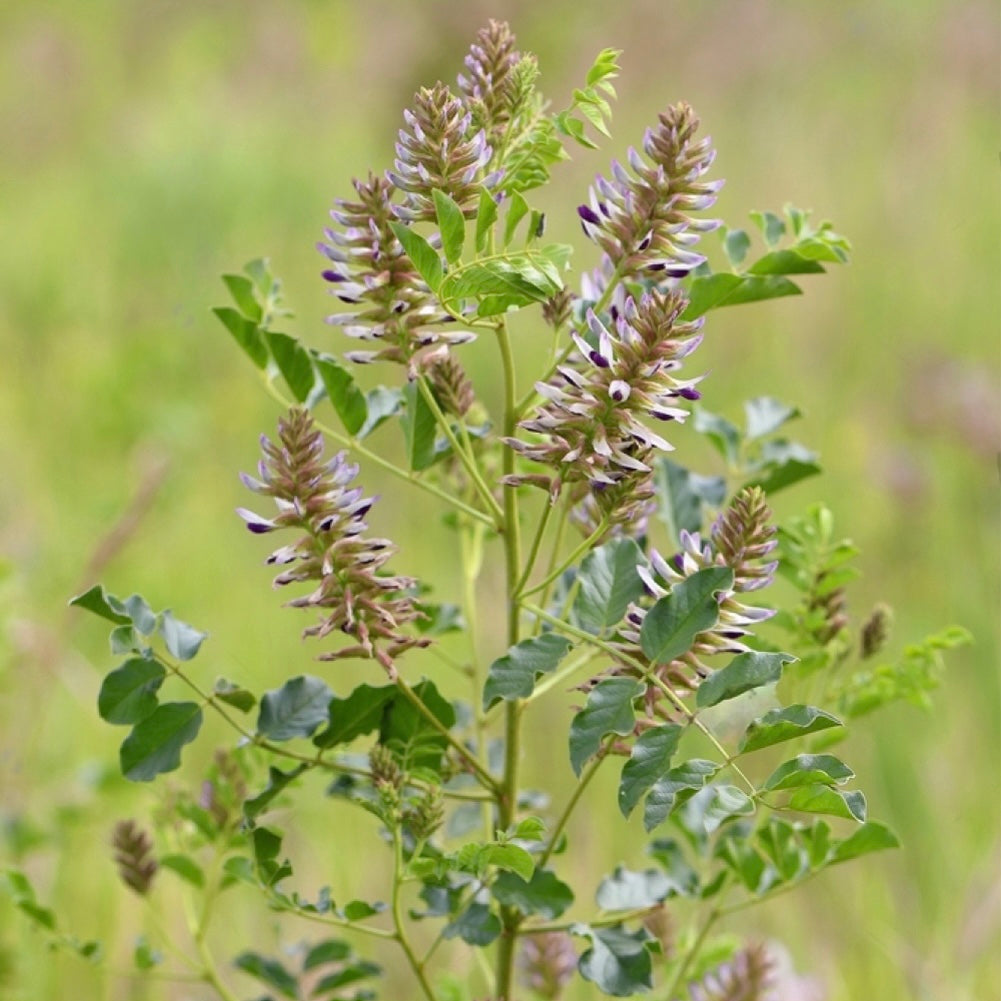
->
xmin=49 ymin=20 xmax=967 ymax=1001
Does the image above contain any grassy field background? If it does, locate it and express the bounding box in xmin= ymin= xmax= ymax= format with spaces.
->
xmin=1 ymin=1 xmax=998 ymax=999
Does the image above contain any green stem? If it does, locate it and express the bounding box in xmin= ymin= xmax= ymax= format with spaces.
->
xmin=537 ymin=739 xmax=611 ymax=869
xmin=516 ymin=516 xmax=608 ymax=600
xmin=394 ymin=678 xmax=500 ymax=793
xmin=514 ymin=497 xmax=555 ymax=596
xmin=263 ymin=378 xmax=496 ymax=527
xmin=661 ymin=906 xmax=720 ymax=1000
xmin=495 ymin=316 xmax=525 ymax=1001
xmin=391 ymin=827 xmax=438 ymax=1001
xmin=513 ymin=260 xmax=627 ymax=419
xmin=162 ymin=655 xmax=489 ymax=801
xmin=527 ymin=904 xmax=662 ymax=935
xmin=416 ymin=376 xmax=504 ymax=524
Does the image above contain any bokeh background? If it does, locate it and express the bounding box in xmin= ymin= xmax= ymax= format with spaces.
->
xmin=1 ymin=1 xmax=998 ymax=999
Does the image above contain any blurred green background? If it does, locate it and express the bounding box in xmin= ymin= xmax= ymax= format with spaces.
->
xmin=1 ymin=1 xmax=997 ymax=999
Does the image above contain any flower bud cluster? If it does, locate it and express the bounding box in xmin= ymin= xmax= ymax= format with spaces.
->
xmin=577 ymin=101 xmax=722 ymax=297
xmin=508 ymin=290 xmax=704 ymax=530
xmin=238 ymin=408 xmax=428 ymax=674
xmin=616 ymin=487 xmax=778 ymax=699
xmin=318 ymin=173 xmax=469 ymax=364
xmin=388 ymin=82 xmax=498 ymax=222
xmin=518 ymin=932 xmax=577 ymax=999
xmin=458 ymin=19 xmax=521 ymax=144
xmin=112 ymin=819 xmax=158 ymax=896
xmin=689 ymin=943 xmax=776 ymax=1001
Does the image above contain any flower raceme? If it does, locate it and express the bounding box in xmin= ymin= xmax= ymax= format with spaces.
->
xmin=615 ymin=487 xmax=778 ymax=701
xmin=577 ymin=101 xmax=722 ymax=303
xmin=508 ymin=289 xmax=704 ymax=531
xmin=237 ymin=407 xmax=428 ymax=673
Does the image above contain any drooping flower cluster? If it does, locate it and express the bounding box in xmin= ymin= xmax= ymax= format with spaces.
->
xmin=613 ymin=487 xmax=778 ymax=703
xmin=238 ymin=408 xmax=428 ymax=674
xmin=508 ymin=289 xmax=704 ymax=530
xmin=318 ymin=173 xmax=471 ymax=365
xmin=388 ymin=81 xmax=497 ymax=222
xmin=577 ymin=101 xmax=721 ymax=297
xmin=112 ymin=819 xmax=157 ymax=896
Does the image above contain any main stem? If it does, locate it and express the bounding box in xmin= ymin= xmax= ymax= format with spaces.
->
xmin=495 ymin=318 xmax=523 ymax=1000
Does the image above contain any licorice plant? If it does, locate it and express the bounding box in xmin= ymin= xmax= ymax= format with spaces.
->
xmin=57 ymin=20 xmax=969 ymax=1001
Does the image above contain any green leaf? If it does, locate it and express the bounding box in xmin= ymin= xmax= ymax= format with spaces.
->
xmin=159 ymin=610 xmax=206 ymax=661
xmin=475 ymin=187 xmax=499 ymax=253
xmin=596 ymin=866 xmax=671 ymax=910
xmin=755 ymin=818 xmax=806 ymax=883
xmin=749 ymin=209 xmax=786 ymax=246
xmin=304 ymin=939 xmax=352 ymax=969
xmin=120 ymin=702 xmax=203 ymax=782
xmin=133 ymin=936 xmax=162 ymax=970
xmin=2 ymin=868 xmax=57 ymax=931
xmin=715 ymin=831 xmax=769 ymax=892
xmin=653 ymin=459 xmax=726 ymax=544
xmin=265 ymin=331 xmax=315 ymax=403
xmin=69 ymin=585 xmax=143 ymax=627
xmin=739 ymin=705 xmax=843 ymax=753
xmin=503 ymin=192 xmax=530 ymax=247
xmin=342 ymin=899 xmax=383 ymax=921
xmin=696 ymin=652 xmax=796 ymax=709
xmin=158 ymin=853 xmax=205 ymax=888
xmin=438 ymin=246 xmax=568 ymax=316
xmin=212 ymin=306 xmax=268 ymax=369
xmin=379 ymin=679 xmax=456 ymax=772
xmin=433 ymin=189 xmax=466 ymax=265
xmin=390 ymin=222 xmax=442 ymax=291
xmin=744 ymin=397 xmax=801 ymax=440
xmin=723 ymin=229 xmax=751 ymax=267
xmin=831 ymin=821 xmax=900 ymax=863
xmin=244 ymin=764 xmax=309 ymax=821
xmin=357 ymin=386 xmax=403 ymax=439
xmin=746 ymin=249 xmax=826 ymax=276
xmin=443 ymin=901 xmax=501 ymax=946
xmin=572 ymin=538 xmax=646 ymax=635
xmin=401 ymin=381 xmax=438 ymax=472
xmin=483 ymin=634 xmax=572 ymax=709
xmin=618 ymin=724 xmax=684 ymax=818
xmin=763 ymin=754 xmax=854 ymax=791
xmin=313 ymin=683 xmax=396 ymax=748
xmin=257 ymin=675 xmax=333 ymax=742
xmin=647 ymin=838 xmax=700 ymax=896
xmin=313 ymin=958 xmax=382 ymax=994
xmin=482 ymin=843 xmax=534 ymax=882
xmin=682 ymin=273 xmax=744 ymax=320
xmin=222 ymin=273 xmax=262 ymax=320
xmin=643 ymin=759 xmax=719 ymax=832
xmin=98 ymin=658 xmax=165 ymax=725
xmin=692 ymin=408 xmax=741 ymax=465
xmin=491 ymin=868 xmax=574 ymax=919
xmin=788 ymin=785 xmax=866 ymax=822
xmin=640 ymin=567 xmax=734 ymax=665
xmin=313 ymin=353 xmax=367 ymax=435
xmin=212 ymin=678 xmax=256 ymax=713
xmin=573 ymin=923 xmax=653 ymax=997
xmin=569 ymin=678 xmax=644 ymax=776
xmin=721 ymin=274 xmax=802 ymax=308
xmin=233 ymin=951 xmax=299 ymax=999
xmin=676 ymin=784 xmax=755 ymax=839
xmin=744 ymin=440 xmax=821 ymax=494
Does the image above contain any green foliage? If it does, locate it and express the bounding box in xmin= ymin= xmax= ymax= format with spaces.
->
xmin=53 ymin=21 xmax=970 ymax=1001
